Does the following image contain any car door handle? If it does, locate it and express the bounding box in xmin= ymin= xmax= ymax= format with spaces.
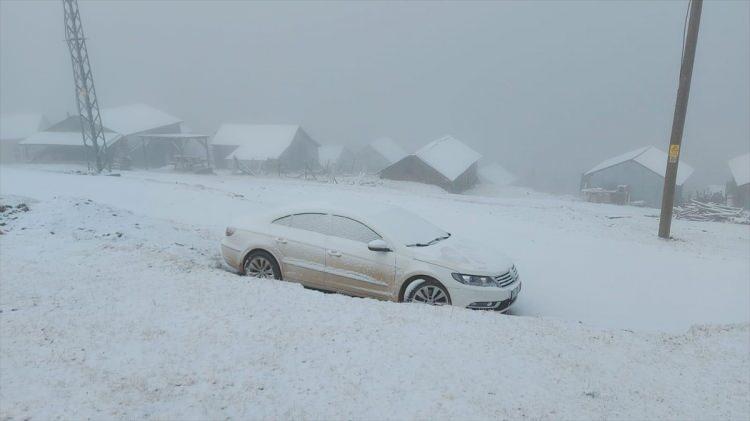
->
xmin=275 ymin=237 xmax=287 ymax=244
xmin=328 ymin=250 xmax=342 ymax=257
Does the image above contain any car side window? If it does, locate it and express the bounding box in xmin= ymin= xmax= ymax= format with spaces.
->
xmin=329 ymin=215 xmax=381 ymax=243
xmin=272 ymin=215 xmax=292 ymax=226
xmin=290 ymin=213 xmax=328 ymax=235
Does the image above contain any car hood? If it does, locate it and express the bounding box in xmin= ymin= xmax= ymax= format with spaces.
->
xmin=406 ymin=235 xmax=514 ymax=275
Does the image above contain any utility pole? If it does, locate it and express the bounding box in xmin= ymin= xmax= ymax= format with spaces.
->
xmin=62 ymin=0 xmax=108 ymax=173
xmin=658 ymin=0 xmax=703 ymax=239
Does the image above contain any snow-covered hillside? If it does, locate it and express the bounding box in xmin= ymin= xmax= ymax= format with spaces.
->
xmin=2 ymin=166 xmax=748 ymax=331
xmin=1 ymin=165 xmax=748 ymax=419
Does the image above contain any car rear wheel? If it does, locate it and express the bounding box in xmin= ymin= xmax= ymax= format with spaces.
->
xmin=406 ymin=279 xmax=451 ymax=306
xmin=243 ymin=251 xmax=281 ymax=280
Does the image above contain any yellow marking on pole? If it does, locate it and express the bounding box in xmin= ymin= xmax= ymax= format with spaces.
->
xmin=668 ymin=144 xmax=680 ymax=163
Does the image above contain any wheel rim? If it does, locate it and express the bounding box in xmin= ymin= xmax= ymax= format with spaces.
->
xmin=245 ymin=256 xmax=275 ymax=279
xmin=409 ymin=284 xmax=449 ymax=305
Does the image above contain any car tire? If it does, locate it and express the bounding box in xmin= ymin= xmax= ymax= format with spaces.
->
xmin=405 ymin=279 xmax=451 ymax=306
xmin=243 ymin=250 xmax=282 ymax=280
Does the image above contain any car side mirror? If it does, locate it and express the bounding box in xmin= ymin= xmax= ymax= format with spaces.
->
xmin=367 ymin=239 xmax=391 ymax=252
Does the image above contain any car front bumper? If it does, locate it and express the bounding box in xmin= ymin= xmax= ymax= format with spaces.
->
xmin=220 ymin=241 xmax=243 ymax=271
xmin=447 ymin=280 xmax=521 ymax=313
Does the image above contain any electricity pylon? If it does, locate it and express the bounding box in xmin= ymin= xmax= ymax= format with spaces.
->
xmin=62 ymin=0 xmax=108 ymax=172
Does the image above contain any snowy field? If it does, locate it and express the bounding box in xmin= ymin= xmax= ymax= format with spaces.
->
xmin=1 ymin=164 xmax=748 ymax=419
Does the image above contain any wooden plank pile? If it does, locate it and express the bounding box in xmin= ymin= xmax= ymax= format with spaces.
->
xmin=675 ymin=200 xmax=749 ymax=224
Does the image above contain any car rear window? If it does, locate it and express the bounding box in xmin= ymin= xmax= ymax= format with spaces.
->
xmin=329 ymin=215 xmax=381 ymax=243
xmin=290 ymin=213 xmax=328 ymax=235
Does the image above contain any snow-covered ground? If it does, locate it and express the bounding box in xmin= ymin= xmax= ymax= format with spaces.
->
xmin=1 ymin=164 xmax=748 ymax=419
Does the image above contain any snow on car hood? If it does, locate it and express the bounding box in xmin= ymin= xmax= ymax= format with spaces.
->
xmin=407 ymin=235 xmax=514 ymax=275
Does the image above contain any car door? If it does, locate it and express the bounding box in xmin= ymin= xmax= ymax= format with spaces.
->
xmin=325 ymin=215 xmax=396 ymax=299
xmin=273 ymin=213 xmax=329 ymax=288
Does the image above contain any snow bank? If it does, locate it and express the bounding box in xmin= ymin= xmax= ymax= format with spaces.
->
xmin=0 ymin=194 xmax=747 ymax=419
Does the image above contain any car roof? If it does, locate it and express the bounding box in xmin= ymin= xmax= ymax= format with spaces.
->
xmin=267 ymin=201 xmax=403 ymax=222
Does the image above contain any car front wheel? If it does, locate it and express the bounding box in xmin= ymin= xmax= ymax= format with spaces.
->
xmin=243 ymin=251 xmax=281 ymax=280
xmin=406 ymin=279 xmax=451 ymax=306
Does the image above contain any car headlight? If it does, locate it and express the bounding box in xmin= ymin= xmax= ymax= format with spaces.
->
xmin=451 ymin=273 xmax=495 ymax=287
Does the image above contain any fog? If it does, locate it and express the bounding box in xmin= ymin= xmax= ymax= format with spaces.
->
xmin=1 ymin=0 xmax=748 ymax=192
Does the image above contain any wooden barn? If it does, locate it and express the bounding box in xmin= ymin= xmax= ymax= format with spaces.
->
xmin=318 ymin=144 xmax=357 ymax=174
xmin=728 ymin=153 xmax=749 ymax=209
xmin=358 ymin=137 xmax=407 ymax=173
xmin=580 ymin=146 xmax=694 ymax=208
xmin=381 ymin=135 xmax=481 ymax=193
xmin=212 ymin=124 xmax=319 ymax=173
xmin=0 ymin=113 xmax=49 ymax=162
xmin=20 ymin=104 xmax=183 ymax=168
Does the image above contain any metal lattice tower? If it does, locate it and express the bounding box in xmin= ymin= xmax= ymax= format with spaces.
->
xmin=62 ymin=0 xmax=107 ymax=172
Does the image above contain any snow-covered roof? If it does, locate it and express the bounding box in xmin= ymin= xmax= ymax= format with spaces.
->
xmin=217 ymin=124 xmax=301 ymax=160
xmin=20 ymin=131 xmax=122 ymax=146
xmin=1 ymin=113 xmax=46 ymax=140
xmin=415 ymin=135 xmax=481 ymax=181
xmin=728 ymin=153 xmax=750 ymax=187
xmin=369 ymin=137 xmax=407 ymax=164
xmin=99 ymin=104 xmax=182 ymax=136
xmin=585 ymin=146 xmax=694 ymax=186
xmin=139 ymin=133 xmax=209 ymax=140
xmin=478 ymin=163 xmax=516 ymax=186
xmin=319 ymin=145 xmax=346 ymax=165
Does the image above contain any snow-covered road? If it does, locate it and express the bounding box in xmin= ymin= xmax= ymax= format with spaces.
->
xmin=1 ymin=165 xmax=748 ymax=419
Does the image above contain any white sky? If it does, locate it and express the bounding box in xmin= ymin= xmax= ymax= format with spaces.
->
xmin=1 ymin=0 xmax=748 ymax=192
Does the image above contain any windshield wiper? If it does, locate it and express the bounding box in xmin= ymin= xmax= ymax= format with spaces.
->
xmin=407 ymin=233 xmax=451 ymax=247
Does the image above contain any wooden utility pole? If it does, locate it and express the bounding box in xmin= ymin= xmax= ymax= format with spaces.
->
xmin=659 ymin=0 xmax=703 ymax=239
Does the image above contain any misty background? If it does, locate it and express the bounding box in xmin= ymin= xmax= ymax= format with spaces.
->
xmin=1 ymin=0 xmax=748 ymax=193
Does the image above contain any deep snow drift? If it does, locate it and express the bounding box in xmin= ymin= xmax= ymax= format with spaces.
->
xmin=0 ymin=165 xmax=748 ymax=419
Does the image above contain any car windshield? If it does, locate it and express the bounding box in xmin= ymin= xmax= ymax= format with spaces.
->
xmin=372 ymin=208 xmax=450 ymax=247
